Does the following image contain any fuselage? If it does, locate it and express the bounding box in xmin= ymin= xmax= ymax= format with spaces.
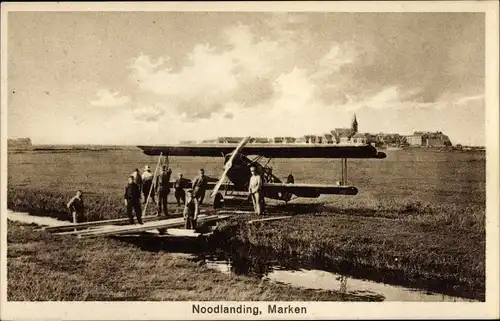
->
xmin=224 ymin=153 xmax=292 ymax=201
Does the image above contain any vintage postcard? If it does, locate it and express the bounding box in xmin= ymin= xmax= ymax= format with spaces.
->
xmin=1 ymin=1 xmax=499 ymax=320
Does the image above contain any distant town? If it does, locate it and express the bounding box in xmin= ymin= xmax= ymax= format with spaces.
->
xmin=179 ymin=115 xmax=481 ymax=150
xmin=7 ymin=115 xmax=484 ymax=151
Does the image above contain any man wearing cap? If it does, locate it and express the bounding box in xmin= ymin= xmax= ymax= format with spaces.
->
xmin=248 ymin=166 xmax=264 ymax=215
xmin=131 ymin=168 xmax=143 ymax=192
xmin=192 ymin=168 xmax=208 ymax=205
xmin=174 ymin=173 xmax=187 ymax=206
xmin=156 ymin=165 xmax=172 ymax=217
xmin=124 ymin=176 xmax=143 ymax=224
xmin=141 ymin=165 xmax=155 ymax=204
xmin=183 ymin=189 xmax=199 ymax=230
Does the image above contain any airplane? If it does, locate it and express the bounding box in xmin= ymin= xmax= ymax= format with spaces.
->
xmin=137 ymin=137 xmax=386 ymax=209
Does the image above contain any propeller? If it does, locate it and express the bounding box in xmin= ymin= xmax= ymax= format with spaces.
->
xmin=210 ymin=136 xmax=251 ymax=198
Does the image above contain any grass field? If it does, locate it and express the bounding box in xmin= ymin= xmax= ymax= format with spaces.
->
xmin=7 ymin=147 xmax=486 ymax=300
xmin=8 ymin=221 xmax=374 ymax=301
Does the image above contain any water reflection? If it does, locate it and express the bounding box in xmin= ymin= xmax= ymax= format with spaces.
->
xmin=204 ymin=259 xmax=476 ymax=302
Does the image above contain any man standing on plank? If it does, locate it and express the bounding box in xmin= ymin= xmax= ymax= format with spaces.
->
xmin=156 ymin=165 xmax=172 ymax=217
xmin=248 ymin=166 xmax=264 ymax=215
xmin=124 ymin=176 xmax=143 ymax=225
xmin=67 ymin=190 xmax=84 ymax=223
xmin=192 ymin=168 xmax=208 ymax=205
xmin=183 ymin=189 xmax=199 ymax=230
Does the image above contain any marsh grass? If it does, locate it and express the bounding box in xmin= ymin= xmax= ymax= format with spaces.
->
xmin=7 ymin=221 xmax=378 ymax=301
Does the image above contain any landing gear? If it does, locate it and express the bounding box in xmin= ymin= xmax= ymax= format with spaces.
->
xmin=213 ymin=192 xmax=251 ymax=209
xmin=214 ymin=192 xmax=224 ymax=209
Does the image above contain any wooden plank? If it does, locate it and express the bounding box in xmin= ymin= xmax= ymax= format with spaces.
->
xmin=76 ymin=214 xmax=230 ymax=238
xmin=217 ymin=210 xmax=254 ymax=215
xmin=248 ymin=216 xmax=292 ymax=224
xmin=43 ymin=215 xmax=161 ymax=233
xmin=54 ymin=224 xmax=118 ymax=236
xmin=165 ymin=229 xmax=201 ymax=237
xmin=44 ymin=210 xmax=207 ymax=233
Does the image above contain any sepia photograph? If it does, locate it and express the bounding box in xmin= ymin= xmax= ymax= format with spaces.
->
xmin=1 ymin=1 xmax=499 ymax=320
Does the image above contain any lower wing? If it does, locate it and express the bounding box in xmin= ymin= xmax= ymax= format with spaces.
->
xmin=263 ymin=182 xmax=358 ymax=197
xmin=166 ymin=180 xmax=357 ymax=197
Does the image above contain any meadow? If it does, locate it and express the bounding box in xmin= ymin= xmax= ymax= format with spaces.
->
xmin=8 ymin=221 xmax=372 ymax=301
xmin=7 ymin=147 xmax=486 ymax=300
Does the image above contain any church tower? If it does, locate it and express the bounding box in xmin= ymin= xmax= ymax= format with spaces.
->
xmin=351 ymin=113 xmax=358 ymax=134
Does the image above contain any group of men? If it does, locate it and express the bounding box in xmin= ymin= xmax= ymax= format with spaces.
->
xmin=124 ymin=166 xmax=208 ymax=228
xmin=67 ymin=165 xmax=294 ymax=229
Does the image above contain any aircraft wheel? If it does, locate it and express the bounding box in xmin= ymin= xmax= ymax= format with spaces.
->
xmin=213 ymin=193 xmax=224 ymax=209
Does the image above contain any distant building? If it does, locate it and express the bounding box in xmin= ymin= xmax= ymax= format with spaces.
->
xmin=8 ymin=138 xmax=32 ymax=151
xmin=217 ymin=137 xmax=244 ymax=144
xmin=251 ymin=137 xmax=270 ymax=144
xmin=322 ymin=133 xmax=334 ymax=144
xmin=330 ymin=113 xmax=359 ymax=144
xmin=180 ymin=140 xmax=198 ymax=145
xmin=406 ymin=134 xmax=424 ymax=146
xmin=295 ymin=137 xmax=307 ymax=144
xmin=351 ymin=133 xmax=367 ymax=144
xmin=201 ymin=139 xmax=218 ymax=144
xmin=405 ymin=131 xmax=452 ymax=147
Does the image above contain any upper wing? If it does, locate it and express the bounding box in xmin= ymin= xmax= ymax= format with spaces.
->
xmin=138 ymin=143 xmax=386 ymax=159
xmin=263 ymin=182 xmax=358 ymax=197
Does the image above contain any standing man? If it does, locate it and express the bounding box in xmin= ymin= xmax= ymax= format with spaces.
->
xmin=248 ymin=166 xmax=264 ymax=215
xmin=192 ymin=168 xmax=208 ymax=205
xmin=156 ymin=165 xmax=172 ymax=217
xmin=174 ymin=173 xmax=187 ymax=206
xmin=67 ymin=190 xmax=84 ymax=223
xmin=131 ymin=168 xmax=143 ymax=190
xmin=141 ymin=165 xmax=155 ymax=204
xmin=124 ymin=176 xmax=143 ymax=224
xmin=183 ymin=189 xmax=199 ymax=230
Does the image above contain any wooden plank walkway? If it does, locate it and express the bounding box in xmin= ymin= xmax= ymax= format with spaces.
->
xmin=42 ymin=215 xmax=162 ymax=233
xmin=217 ymin=210 xmax=254 ymax=215
xmin=54 ymin=214 xmax=231 ymax=238
xmin=44 ymin=210 xmax=207 ymax=233
xmin=247 ymin=216 xmax=292 ymax=224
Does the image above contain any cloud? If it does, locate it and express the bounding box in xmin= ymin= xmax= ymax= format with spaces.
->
xmin=455 ymin=95 xmax=484 ymax=106
xmin=128 ymin=22 xmax=361 ymax=122
xmin=115 ymin=15 xmax=484 ymax=142
xmin=132 ymin=105 xmax=165 ymax=122
xmin=90 ymin=89 xmax=130 ymax=107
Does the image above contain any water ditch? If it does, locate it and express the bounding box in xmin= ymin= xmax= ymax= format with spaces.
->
xmin=6 ymin=210 xmax=478 ymax=302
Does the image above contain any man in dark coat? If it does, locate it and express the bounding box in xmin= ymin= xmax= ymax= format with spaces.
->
xmin=174 ymin=173 xmax=187 ymax=206
xmin=192 ymin=168 xmax=208 ymax=205
xmin=156 ymin=165 xmax=172 ymax=217
xmin=124 ymin=176 xmax=143 ymax=224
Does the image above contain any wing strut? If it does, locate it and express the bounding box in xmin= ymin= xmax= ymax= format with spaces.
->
xmin=340 ymin=158 xmax=348 ymax=186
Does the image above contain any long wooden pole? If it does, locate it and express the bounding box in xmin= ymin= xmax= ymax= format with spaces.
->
xmin=143 ymin=152 xmax=163 ymax=217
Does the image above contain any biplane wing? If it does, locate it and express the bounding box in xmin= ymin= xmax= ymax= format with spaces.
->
xmin=138 ymin=143 xmax=386 ymax=159
xmin=263 ymin=182 xmax=358 ymax=196
xmin=166 ymin=181 xmax=356 ymax=196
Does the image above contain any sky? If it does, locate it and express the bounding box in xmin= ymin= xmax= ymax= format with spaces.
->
xmin=7 ymin=12 xmax=485 ymax=146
